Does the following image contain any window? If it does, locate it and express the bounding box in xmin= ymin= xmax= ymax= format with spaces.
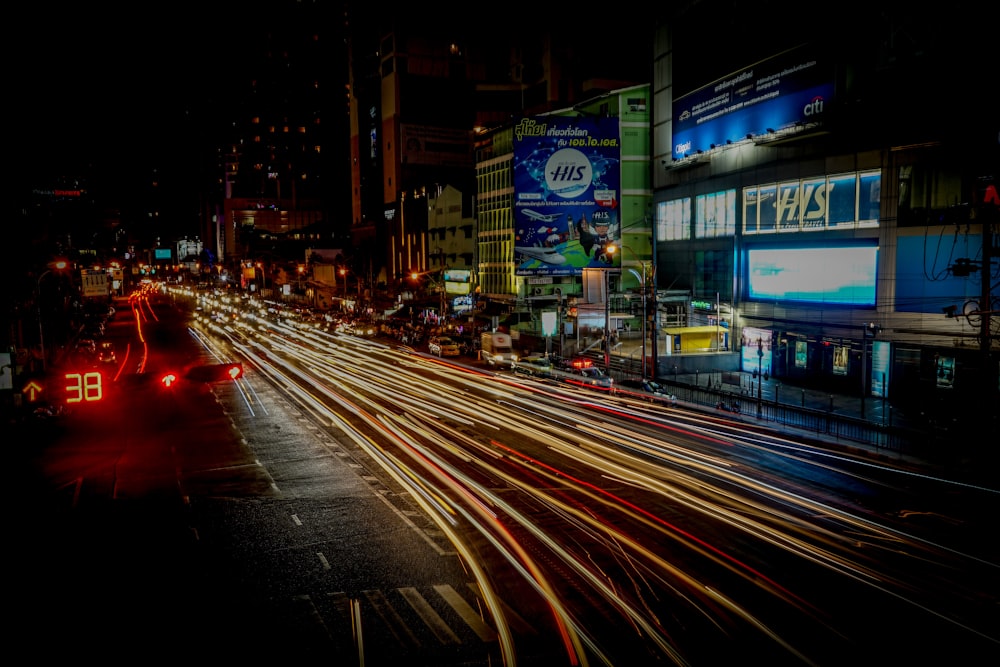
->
xmin=744 ymin=170 xmax=881 ymax=234
xmin=695 ymin=189 xmax=736 ymax=238
xmin=656 ymin=197 xmax=691 ymax=241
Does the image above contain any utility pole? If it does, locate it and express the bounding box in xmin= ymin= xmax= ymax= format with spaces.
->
xmin=756 ymin=337 xmax=763 ymax=417
xmin=604 ymin=269 xmax=612 ymax=374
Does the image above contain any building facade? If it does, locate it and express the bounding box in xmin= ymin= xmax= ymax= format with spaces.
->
xmin=650 ymin=3 xmax=998 ymax=419
xmin=347 ymin=8 xmax=647 ymax=295
xmin=474 ymin=85 xmax=654 ymax=356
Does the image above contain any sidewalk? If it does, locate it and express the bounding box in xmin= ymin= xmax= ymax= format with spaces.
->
xmin=602 ymin=337 xmax=974 ymax=474
xmin=609 ymin=337 xmax=895 ymax=424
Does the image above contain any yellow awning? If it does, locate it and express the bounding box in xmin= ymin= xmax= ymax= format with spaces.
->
xmin=662 ymin=325 xmax=727 ymax=335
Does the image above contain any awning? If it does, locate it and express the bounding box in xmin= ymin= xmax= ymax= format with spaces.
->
xmin=662 ymin=325 xmax=727 ymax=335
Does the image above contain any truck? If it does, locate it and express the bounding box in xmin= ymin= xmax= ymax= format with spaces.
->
xmin=480 ymin=331 xmax=517 ymax=367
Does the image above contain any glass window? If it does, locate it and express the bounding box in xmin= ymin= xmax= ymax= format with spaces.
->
xmin=827 ymin=173 xmax=859 ymax=228
xmin=657 ymin=198 xmax=691 ymax=241
xmin=695 ymin=189 xmax=736 ymax=238
xmin=757 ymin=184 xmax=777 ymax=233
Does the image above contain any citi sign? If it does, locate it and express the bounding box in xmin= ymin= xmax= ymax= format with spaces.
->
xmin=804 ymin=96 xmax=825 ymax=117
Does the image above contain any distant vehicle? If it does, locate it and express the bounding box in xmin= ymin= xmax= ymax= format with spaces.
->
xmin=546 ymin=358 xmax=614 ymax=390
xmin=639 ymin=380 xmax=677 ymax=406
xmin=342 ymin=322 xmax=376 ymax=337
xmin=428 ymin=336 xmax=460 ymax=357
xmin=97 ymin=341 xmax=117 ymax=365
xmin=480 ymin=331 xmax=517 ymax=367
xmin=511 ymin=355 xmax=552 ymax=377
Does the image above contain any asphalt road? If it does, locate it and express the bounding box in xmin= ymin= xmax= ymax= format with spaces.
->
xmin=10 ymin=291 xmax=999 ymax=665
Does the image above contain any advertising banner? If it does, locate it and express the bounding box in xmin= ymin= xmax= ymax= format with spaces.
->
xmin=513 ymin=116 xmax=621 ymax=277
xmin=672 ymin=44 xmax=833 ymax=160
xmin=740 ymin=327 xmax=772 ymax=374
xmin=871 ymin=340 xmax=890 ymax=398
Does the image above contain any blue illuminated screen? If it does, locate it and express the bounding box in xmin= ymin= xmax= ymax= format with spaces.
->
xmin=747 ymin=245 xmax=877 ymax=306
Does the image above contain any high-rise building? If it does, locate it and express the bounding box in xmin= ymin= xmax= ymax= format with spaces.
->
xmin=346 ymin=7 xmax=648 ymax=295
xmin=216 ymin=2 xmax=351 ymax=269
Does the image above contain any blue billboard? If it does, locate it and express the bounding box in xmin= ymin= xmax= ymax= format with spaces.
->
xmin=895 ymin=234 xmax=985 ymax=314
xmin=513 ymin=116 xmax=621 ymax=277
xmin=672 ymin=45 xmax=834 ymax=160
xmin=747 ymin=244 xmax=878 ymax=306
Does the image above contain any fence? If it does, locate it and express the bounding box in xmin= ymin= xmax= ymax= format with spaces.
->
xmin=600 ymin=352 xmax=925 ymax=460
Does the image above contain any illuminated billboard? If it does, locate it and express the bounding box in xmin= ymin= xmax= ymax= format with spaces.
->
xmin=513 ymin=116 xmax=621 ymax=277
xmin=673 ymin=44 xmax=834 ymax=160
xmin=740 ymin=327 xmax=772 ymax=374
xmin=747 ymin=244 xmax=877 ymax=306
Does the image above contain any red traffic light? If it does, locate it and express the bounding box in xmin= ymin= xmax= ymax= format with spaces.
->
xmin=185 ymin=362 xmax=244 ymax=383
xmin=160 ymin=372 xmax=180 ymax=388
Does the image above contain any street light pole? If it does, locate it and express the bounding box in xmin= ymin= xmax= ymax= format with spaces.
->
xmin=36 ymin=260 xmax=67 ymax=372
xmin=604 ymin=269 xmax=611 ymax=374
xmin=36 ymin=269 xmax=51 ymax=372
xmin=624 ymin=265 xmax=648 ymax=380
xmin=641 ymin=263 xmax=647 ymax=380
xmin=756 ymin=337 xmax=764 ymax=417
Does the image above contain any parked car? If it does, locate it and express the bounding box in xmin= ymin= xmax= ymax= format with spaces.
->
xmin=428 ymin=336 xmax=461 ymax=357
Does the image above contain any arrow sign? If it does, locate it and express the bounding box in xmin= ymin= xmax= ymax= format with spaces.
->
xmin=23 ymin=380 xmax=43 ymax=402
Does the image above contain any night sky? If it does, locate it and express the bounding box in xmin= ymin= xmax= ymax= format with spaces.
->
xmin=10 ymin=2 xmax=264 ymax=221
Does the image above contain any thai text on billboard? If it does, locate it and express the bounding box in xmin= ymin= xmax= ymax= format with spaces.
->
xmin=513 ymin=116 xmax=622 ymax=277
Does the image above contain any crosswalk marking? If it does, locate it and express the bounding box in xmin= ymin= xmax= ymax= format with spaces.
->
xmin=434 ymin=584 xmax=499 ymax=642
xmin=399 ymin=586 xmax=462 ymax=644
xmin=363 ymin=588 xmax=421 ymax=648
xmin=286 ymin=584 xmax=509 ymax=659
xmin=467 ymin=582 xmax=535 ymax=635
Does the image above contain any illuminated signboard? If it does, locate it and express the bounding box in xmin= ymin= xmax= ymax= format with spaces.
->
xmin=672 ymin=44 xmax=834 ymax=160
xmin=443 ymin=269 xmax=470 ymax=282
xmin=740 ymin=327 xmax=772 ymax=374
xmin=871 ymin=340 xmax=890 ymax=398
xmin=747 ymin=244 xmax=877 ymax=306
xmin=512 ymin=116 xmax=621 ymax=277
xmin=743 ymin=171 xmax=881 ymax=233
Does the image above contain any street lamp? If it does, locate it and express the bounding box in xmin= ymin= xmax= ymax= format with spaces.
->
xmin=256 ymin=262 xmax=267 ymax=293
xmin=339 ymin=267 xmax=348 ymax=297
xmin=37 ymin=260 xmax=68 ymax=372
xmin=624 ymin=264 xmax=648 ymax=380
xmin=608 ymin=243 xmax=651 ymax=380
xmin=756 ymin=336 xmax=764 ymax=417
xmin=604 ymin=268 xmax=612 ymax=373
